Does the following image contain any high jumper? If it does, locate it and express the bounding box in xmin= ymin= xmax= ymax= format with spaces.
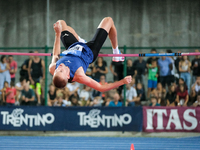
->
xmin=49 ymin=17 xmax=132 ymax=92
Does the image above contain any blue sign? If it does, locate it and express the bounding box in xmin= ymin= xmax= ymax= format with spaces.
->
xmin=0 ymin=106 xmax=143 ymax=131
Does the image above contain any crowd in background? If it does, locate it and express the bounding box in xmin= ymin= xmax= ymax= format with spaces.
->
xmin=1 ymin=49 xmax=200 ymax=107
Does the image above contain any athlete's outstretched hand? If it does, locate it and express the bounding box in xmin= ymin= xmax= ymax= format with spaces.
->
xmin=53 ymin=21 xmax=62 ymax=34
xmin=123 ymin=76 xmax=132 ymax=84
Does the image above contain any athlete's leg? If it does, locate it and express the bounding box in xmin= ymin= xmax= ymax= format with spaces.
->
xmin=57 ymin=20 xmax=79 ymax=49
xmin=87 ymin=17 xmax=122 ymax=62
xmin=97 ymin=17 xmax=123 ymax=62
xmin=97 ymin=17 xmax=118 ymax=49
xmin=58 ymin=20 xmax=79 ymax=40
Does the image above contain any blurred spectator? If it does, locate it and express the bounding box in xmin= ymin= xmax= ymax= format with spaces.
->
xmin=86 ymin=63 xmax=94 ymax=78
xmin=165 ymin=85 xmax=177 ymax=106
xmin=166 ymin=49 xmax=177 ymax=86
xmin=8 ymin=55 xmax=17 ymax=84
xmin=191 ymin=49 xmax=200 ymax=84
xmin=66 ymin=82 xmax=80 ymax=96
xmin=54 ymin=93 xmax=71 ymax=107
xmin=176 ymin=78 xmax=188 ymax=93
xmin=54 ymin=94 xmax=62 ymax=106
xmin=99 ymin=75 xmax=107 ymax=99
xmin=108 ymin=92 xmax=122 ymax=107
xmin=21 ymin=82 xmax=37 ymax=106
xmin=99 ymin=74 xmax=107 ymax=84
xmin=5 ymin=81 xmax=16 ymax=106
xmin=189 ymin=76 xmax=200 ymax=106
xmin=147 ymin=59 xmax=158 ymax=98
xmin=149 ymin=96 xmax=160 ymax=107
xmin=30 ymin=79 xmax=42 ymax=105
xmin=15 ymin=76 xmax=27 ymax=105
xmin=106 ymin=85 xmax=118 ymax=99
xmin=93 ymin=57 xmax=108 ymax=82
xmin=62 ymin=97 xmax=71 ymax=107
xmin=28 ymin=51 xmax=45 ymax=83
xmin=91 ymin=75 xmax=108 ymax=100
xmin=157 ymin=53 xmax=173 ymax=88
xmin=179 ymin=56 xmax=191 ymax=93
xmin=79 ymin=85 xmax=92 ymax=106
xmin=136 ymin=82 xmax=146 ymax=103
xmin=189 ymin=88 xmax=197 ymax=106
xmin=146 ymin=49 xmax=159 ymax=71
xmin=133 ymin=56 xmax=146 ymax=85
xmin=104 ymin=97 xmax=112 ymax=106
xmin=55 ymin=87 xmax=70 ymax=103
xmin=130 ymin=77 xmax=136 ymax=89
xmin=174 ymin=50 xmax=182 ymax=75
xmin=0 ymin=55 xmax=11 ymax=94
xmin=193 ymin=94 xmax=200 ymax=107
xmin=191 ymin=76 xmax=200 ymax=94
xmin=90 ymin=96 xmax=103 ymax=107
xmin=92 ymin=88 xmax=102 ymax=100
xmin=70 ymin=95 xmax=80 ymax=106
xmin=65 ymin=93 xmax=71 ymax=105
xmin=151 ymin=82 xmax=166 ymax=105
xmin=109 ymin=61 xmax=123 ymax=82
xmin=19 ymin=51 xmax=34 ymax=81
xmin=48 ymin=84 xmax=57 ymax=106
xmin=105 ymin=81 xmax=122 ymax=106
xmin=68 ymin=85 xmax=80 ymax=104
xmin=55 ymin=88 xmax=63 ymax=96
xmin=28 ymin=51 xmax=45 ymax=101
xmin=176 ymin=84 xmax=189 ymax=106
xmin=103 ymin=85 xmax=118 ymax=106
xmin=0 ymin=81 xmax=9 ymax=105
xmin=126 ymin=59 xmax=135 ymax=76
xmin=63 ymin=87 xmax=70 ymax=100
xmin=122 ymin=83 xmax=138 ymax=106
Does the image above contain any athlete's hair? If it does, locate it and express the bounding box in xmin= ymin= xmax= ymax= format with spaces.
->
xmin=53 ymin=75 xmax=68 ymax=89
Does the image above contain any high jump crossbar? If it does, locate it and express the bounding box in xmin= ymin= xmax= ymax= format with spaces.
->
xmin=0 ymin=52 xmax=199 ymax=57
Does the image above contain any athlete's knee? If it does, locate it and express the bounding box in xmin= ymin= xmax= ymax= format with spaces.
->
xmin=57 ymin=20 xmax=69 ymax=31
xmin=103 ymin=17 xmax=114 ymax=24
xmin=57 ymin=20 xmax=67 ymax=26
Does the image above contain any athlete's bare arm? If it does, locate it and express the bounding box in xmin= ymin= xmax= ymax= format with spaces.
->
xmin=49 ymin=20 xmax=80 ymax=75
xmin=98 ymin=17 xmax=118 ymax=49
xmin=49 ymin=22 xmax=62 ymax=75
xmin=74 ymin=68 xmax=132 ymax=92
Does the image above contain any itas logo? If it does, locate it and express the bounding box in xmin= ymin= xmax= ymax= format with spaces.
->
xmin=77 ymin=109 xmax=132 ymax=128
xmin=1 ymin=108 xmax=55 ymax=127
xmin=146 ymin=109 xmax=198 ymax=130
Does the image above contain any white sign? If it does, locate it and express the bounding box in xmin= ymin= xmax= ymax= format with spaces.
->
xmin=77 ymin=109 xmax=132 ymax=128
xmin=1 ymin=108 xmax=55 ymax=127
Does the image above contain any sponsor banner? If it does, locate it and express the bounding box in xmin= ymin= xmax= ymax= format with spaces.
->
xmin=67 ymin=107 xmax=142 ymax=131
xmin=0 ymin=106 xmax=142 ymax=131
xmin=143 ymin=106 xmax=200 ymax=132
xmin=0 ymin=106 xmax=64 ymax=131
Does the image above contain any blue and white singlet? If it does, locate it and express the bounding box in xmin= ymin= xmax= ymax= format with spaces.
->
xmin=56 ymin=42 xmax=94 ymax=82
